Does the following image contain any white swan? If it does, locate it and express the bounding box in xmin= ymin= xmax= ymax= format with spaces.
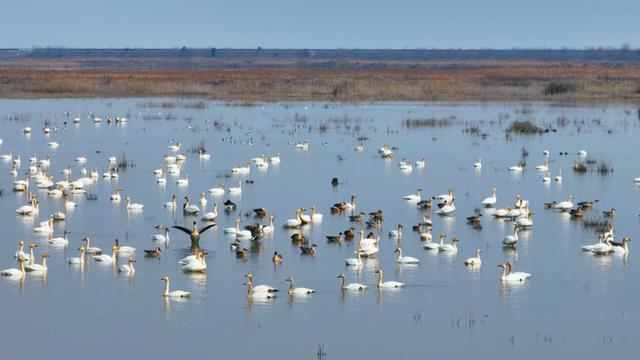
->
xmin=337 ymin=273 xmax=366 ymax=291
xmin=439 ymin=236 xmax=459 ymax=253
xmin=262 ymin=215 xmax=274 ymax=234
xmin=555 ymin=169 xmax=563 ymax=183
xmin=67 ymin=247 xmax=86 ymax=265
xmin=125 ymin=197 xmax=144 ymax=211
xmin=115 ymin=239 xmax=136 ymax=254
xmin=345 ymin=250 xmax=364 ymax=267
xmin=182 ymin=196 xmax=200 ymax=215
xmin=436 ymin=199 xmax=456 ymax=215
xmin=93 ymin=246 xmax=117 ymax=263
xmin=464 ymin=249 xmax=482 ymax=267
xmin=499 ymin=262 xmax=531 ymax=282
xmin=424 ymin=233 xmax=446 ymax=250
xmin=394 ymin=247 xmax=420 ymax=264
xmin=474 ymin=158 xmax=482 ymax=169
xmin=269 ymin=153 xmax=281 ymax=163
xmin=403 ymin=188 xmax=422 ymax=202
xmin=503 ymin=227 xmax=520 ymax=246
xmin=244 ymin=281 xmax=276 ymax=300
xmin=118 ymin=258 xmax=136 ymax=274
xmin=388 ymin=224 xmax=403 ymax=239
xmin=82 ymin=237 xmax=102 ymax=255
xmin=535 ymin=159 xmax=549 ymax=172
xmin=481 ymin=187 xmax=497 ymax=207
xmin=209 ymin=183 xmax=225 ymax=196
xmin=228 ymin=181 xmax=242 ymax=195
xmin=285 ymin=277 xmax=314 ymax=296
xmin=162 ymin=276 xmax=191 ymax=298
xmin=49 ymin=230 xmax=70 ymax=247
xmin=152 ymin=226 xmax=170 ymax=244
xmin=201 ymin=203 xmax=218 ymax=222
xmin=181 ymin=252 xmax=207 ymax=272
xmin=25 ymin=253 xmax=49 ymax=273
xmin=164 ymin=194 xmax=177 ymax=208
xmin=1 ymin=257 xmax=27 ymax=278
xmin=282 ymin=208 xmax=303 ymax=228
xmin=245 ymin=273 xmax=278 ymax=292
xmin=554 ymin=194 xmax=574 ymax=211
xmin=375 ymin=269 xmax=404 ymax=288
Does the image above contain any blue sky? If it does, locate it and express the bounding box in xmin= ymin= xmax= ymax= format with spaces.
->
xmin=2 ymin=0 xmax=638 ymax=49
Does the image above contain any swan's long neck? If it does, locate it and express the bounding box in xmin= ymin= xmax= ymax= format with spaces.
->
xmin=164 ymin=279 xmax=170 ymax=296
xmin=29 ymin=247 xmax=35 ymax=264
xmin=340 ymin=277 xmax=346 ymax=289
xmin=129 ymin=261 xmax=135 ymax=273
xmin=377 ymin=272 xmax=383 ymax=287
xmin=397 ymin=248 xmax=403 ymax=258
xmin=288 ymin=281 xmax=294 ymax=295
xmin=514 ymin=229 xmax=519 ymax=240
xmin=500 ymin=266 xmax=507 ymax=280
xmin=19 ymin=260 xmax=25 ymax=276
xmin=236 ymin=221 xmax=241 ymax=232
xmin=42 ymin=256 xmax=47 ymax=270
xmin=269 ymin=216 xmax=273 ymax=227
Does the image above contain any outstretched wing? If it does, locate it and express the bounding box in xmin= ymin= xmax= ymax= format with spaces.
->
xmin=199 ymin=223 xmax=217 ymax=234
xmin=172 ymin=226 xmax=192 ymax=235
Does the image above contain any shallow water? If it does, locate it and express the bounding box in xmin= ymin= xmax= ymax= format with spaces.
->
xmin=0 ymin=99 xmax=639 ymax=359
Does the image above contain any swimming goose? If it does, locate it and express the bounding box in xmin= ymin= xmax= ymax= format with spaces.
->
xmin=498 ymin=262 xmax=531 ymax=282
xmin=172 ymin=221 xmax=216 ymax=248
xmin=481 ymin=187 xmax=497 ymax=207
xmin=1 ymin=257 xmax=27 ymax=278
xmin=502 ymin=227 xmax=520 ymax=247
xmin=245 ymin=273 xmax=278 ymax=293
xmin=403 ymin=188 xmax=422 ymax=202
xmin=300 ymin=243 xmax=318 ymax=256
xmin=161 ymin=276 xmax=191 ymax=298
xmin=115 ymin=239 xmax=136 ymax=254
xmin=235 ymin=248 xmax=249 ymax=259
xmin=93 ymin=246 xmax=118 ymax=263
xmin=272 ymin=251 xmax=282 ymax=264
xmin=375 ymin=269 xmax=404 ymax=288
xmin=466 ymin=213 xmax=482 ymax=225
xmin=349 ymin=212 xmax=366 ymax=222
xmin=285 ymin=277 xmax=314 ymax=296
xmin=67 ymin=247 xmax=86 ymax=265
xmin=603 ymin=208 xmax=616 ymax=218
xmin=439 ymin=237 xmax=459 ymax=253
xmin=49 ymin=230 xmax=70 ymax=247
xmin=344 ymin=227 xmax=355 ymax=240
xmin=144 ymin=247 xmax=162 ymax=257
xmin=464 ymin=249 xmax=482 ymax=267
xmin=417 ymin=197 xmax=433 ymax=209
xmin=326 ymin=232 xmax=344 ymax=244
xmin=394 ymin=247 xmax=420 ymax=264
xmin=125 ymin=197 xmax=144 ymax=211
xmin=337 ymin=273 xmax=366 ymax=291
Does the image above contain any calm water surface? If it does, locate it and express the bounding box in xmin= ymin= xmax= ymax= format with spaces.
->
xmin=0 ymin=99 xmax=639 ymax=359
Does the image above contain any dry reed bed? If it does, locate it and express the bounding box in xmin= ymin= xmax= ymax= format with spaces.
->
xmin=1 ymin=65 xmax=640 ymax=101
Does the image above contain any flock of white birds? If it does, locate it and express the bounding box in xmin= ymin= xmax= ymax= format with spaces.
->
xmin=0 ymin=117 xmax=634 ymax=302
